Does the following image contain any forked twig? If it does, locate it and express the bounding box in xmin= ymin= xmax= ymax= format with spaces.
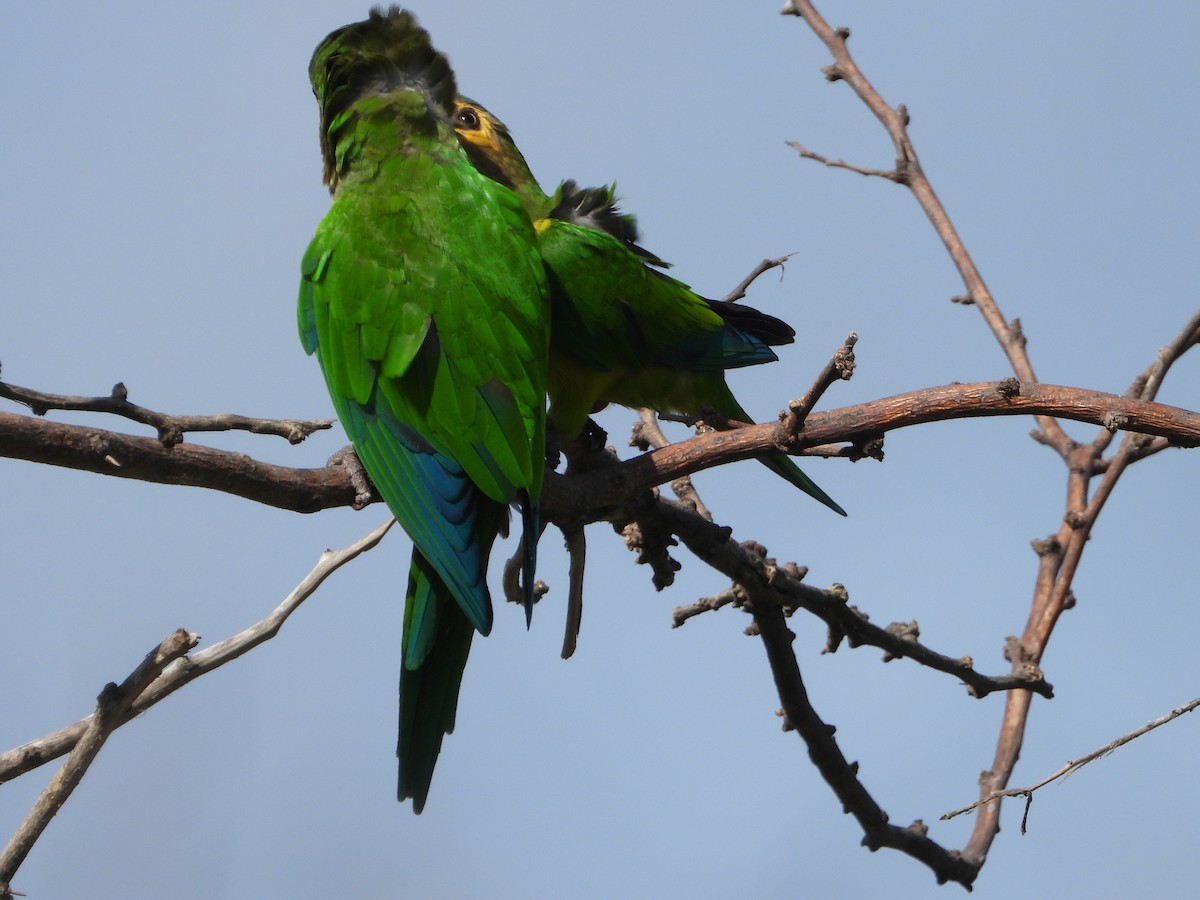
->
xmin=781 ymin=1 xmax=1200 ymax=875
xmin=943 ymin=697 xmax=1200 ymax=834
xmin=0 ymin=630 xmax=198 ymax=897
xmin=0 ymin=520 xmax=394 ymax=785
xmin=782 ymin=0 xmax=1072 ymax=450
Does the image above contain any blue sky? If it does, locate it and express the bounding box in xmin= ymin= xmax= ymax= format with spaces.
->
xmin=3 ymin=2 xmax=1199 ymax=897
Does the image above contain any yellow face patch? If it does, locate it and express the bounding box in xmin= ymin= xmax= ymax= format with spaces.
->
xmin=451 ymin=99 xmax=512 ymax=156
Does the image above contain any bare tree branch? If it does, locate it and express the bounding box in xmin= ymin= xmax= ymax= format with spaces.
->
xmin=967 ymin=305 xmax=1200 ymax=864
xmin=0 ymin=629 xmax=197 ymax=898
xmin=779 ymin=0 xmax=1200 ymax=874
xmin=5 ymin=381 xmax=1196 ymax=527
xmin=564 ymin=381 xmax=1199 ymax=527
xmin=785 ymin=332 xmax=857 ymax=436
xmin=781 ymin=0 xmax=1073 ymax=452
xmin=672 ymin=585 xmax=746 ymax=627
xmin=786 ymin=142 xmax=904 ymax=181
xmin=0 ymin=520 xmax=394 ymax=785
xmin=752 ymin=598 xmax=980 ymax=888
xmin=0 ymin=410 xmax=357 ymax=513
xmin=720 ymin=254 xmax=795 ymax=303
xmin=627 ymin=404 xmax=986 ymax=886
xmin=943 ymin=696 xmax=1200 ymax=833
xmin=0 ymin=378 xmax=331 ymax=446
xmin=648 ymin=496 xmax=1051 ymax=699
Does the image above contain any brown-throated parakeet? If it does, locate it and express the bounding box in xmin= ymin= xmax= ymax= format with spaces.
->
xmin=451 ymin=98 xmax=844 ymax=516
xmin=299 ymin=8 xmax=550 ymax=813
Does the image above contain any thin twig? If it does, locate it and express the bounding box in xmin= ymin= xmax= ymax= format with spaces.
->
xmin=0 ymin=629 xmax=197 ymax=896
xmin=0 ymin=379 xmax=332 ymax=446
xmin=786 ymin=142 xmax=904 ymax=181
xmin=720 ymin=254 xmax=795 ymax=303
xmin=785 ymin=332 xmax=857 ymax=436
xmin=0 ymin=520 xmax=394 ymax=784
xmin=1093 ymin=306 xmax=1200 ymax=458
xmin=633 ymin=410 xmax=713 ymax=520
xmin=672 ymin=585 xmax=745 ymax=627
xmin=942 ymin=697 xmax=1200 ymax=831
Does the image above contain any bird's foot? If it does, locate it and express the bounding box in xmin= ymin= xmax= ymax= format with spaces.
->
xmin=549 ymin=418 xmax=614 ymax=476
xmin=327 ymin=444 xmax=378 ymax=509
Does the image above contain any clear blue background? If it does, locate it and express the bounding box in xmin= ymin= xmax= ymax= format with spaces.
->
xmin=3 ymin=2 xmax=1198 ymax=897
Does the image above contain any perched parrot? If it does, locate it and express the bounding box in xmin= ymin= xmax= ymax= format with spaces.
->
xmin=452 ymin=98 xmax=845 ymax=516
xmin=299 ymin=9 xmax=550 ymax=813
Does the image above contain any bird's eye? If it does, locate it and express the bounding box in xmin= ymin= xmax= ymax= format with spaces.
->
xmin=455 ymin=107 xmax=480 ymax=130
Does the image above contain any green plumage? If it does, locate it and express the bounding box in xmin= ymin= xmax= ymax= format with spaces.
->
xmin=299 ymin=8 xmax=550 ymax=813
xmin=452 ymin=99 xmax=844 ymax=516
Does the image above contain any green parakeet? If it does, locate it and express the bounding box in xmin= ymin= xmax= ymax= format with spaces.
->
xmin=451 ymin=99 xmax=845 ymax=516
xmin=299 ymin=9 xmax=551 ymax=813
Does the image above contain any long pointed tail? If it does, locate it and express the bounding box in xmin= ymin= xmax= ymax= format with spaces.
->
xmin=520 ymin=493 xmax=539 ymax=627
xmin=397 ymin=551 xmax=475 ymax=814
xmin=756 ymin=451 xmax=846 ymax=516
xmin=717 ymin=387 xmax=846 ymax=517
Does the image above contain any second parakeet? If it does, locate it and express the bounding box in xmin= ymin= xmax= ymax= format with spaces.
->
xmin=452 ymin=98 xmax=845 ymax=516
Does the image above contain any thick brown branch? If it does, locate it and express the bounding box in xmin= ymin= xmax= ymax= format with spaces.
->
xmin=556 ymin=381 xmax=1198 ymax=523
xmin=5 ymin=382 xmax=1196 ymax=525
xmin=0 ymin=410 xmax=357 ymax=513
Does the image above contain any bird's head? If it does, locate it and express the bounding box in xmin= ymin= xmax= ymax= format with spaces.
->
xmin=309 ymin=6 xmax=457 ymax=190
xmin=451 ymin=97 xmax=540 ymax=200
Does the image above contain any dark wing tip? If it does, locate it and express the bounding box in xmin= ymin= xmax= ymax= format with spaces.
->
xmin=709 ymin=300 xmax=797 ymax=346
xmin=549 ymin=181 xmax=672 ymax=268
